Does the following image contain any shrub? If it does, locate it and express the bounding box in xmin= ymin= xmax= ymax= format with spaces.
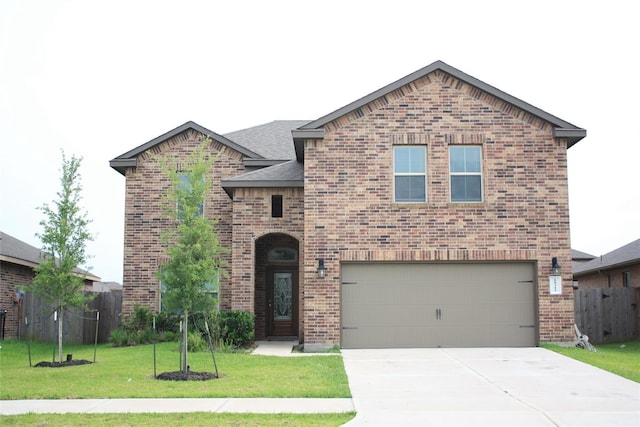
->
xmin=186 ymin=331 xmax=207 ymax=352
xmin=217 ymin=310 xmax=254 ymax=348
xmin=108 ymin=329 xmax=130 ymax=347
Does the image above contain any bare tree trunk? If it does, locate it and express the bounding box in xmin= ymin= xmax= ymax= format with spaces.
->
xmin=58 ymin=308 xmax=63 ymax=363
xmin=182 ymin=311 xmax=188 ymax=375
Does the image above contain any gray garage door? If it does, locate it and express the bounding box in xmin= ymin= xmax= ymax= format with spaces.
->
xmin=341 ymin=262 xmax=537 ymax=348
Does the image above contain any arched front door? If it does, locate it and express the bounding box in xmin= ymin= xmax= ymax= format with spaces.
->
xmin=267 ymin=267 xmax=298 ymax=337
xmin=254 ymin=234 xmax=299 ymax=340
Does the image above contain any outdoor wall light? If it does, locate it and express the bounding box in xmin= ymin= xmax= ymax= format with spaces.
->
xmin=317 ymin=258 xmax=326 ymax=279
xmin=549 ymin=257 xmax=562 ymax=295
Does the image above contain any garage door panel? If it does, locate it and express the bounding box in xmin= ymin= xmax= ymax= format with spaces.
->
xmin=341 ymin=262 xmax=536 ymax=348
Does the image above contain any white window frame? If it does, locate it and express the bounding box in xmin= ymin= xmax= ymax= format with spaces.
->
xmin=449 ymin=145 xmax=483 ymax=203
xmin=393 ymin=145 xmax=427 ymax=203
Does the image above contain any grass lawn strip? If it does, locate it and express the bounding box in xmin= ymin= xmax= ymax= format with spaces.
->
xmin=1 ymin=412 xmax=356 ymax=426
xmin=542 ymin=340 xmax=640 ymax=383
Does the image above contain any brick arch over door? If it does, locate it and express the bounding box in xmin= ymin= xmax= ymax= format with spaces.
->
xmin=254 ymin=233 xmax=301 ymax=340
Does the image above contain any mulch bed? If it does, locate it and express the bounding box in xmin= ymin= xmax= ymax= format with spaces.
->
xmin=34 ymin=360 xmax=93 ymax=368
xmin=156 ymin=370 xmax=218 ymax=381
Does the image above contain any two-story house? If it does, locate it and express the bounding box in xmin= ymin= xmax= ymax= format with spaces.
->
xmin=110 ymin=61 xmax=586 ymax=350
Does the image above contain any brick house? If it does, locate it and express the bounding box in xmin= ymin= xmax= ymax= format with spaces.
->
xmin=573 ymin=239 xmax=640 ymax=290
xmin=110 ymin=61 xmax=586 ymax=349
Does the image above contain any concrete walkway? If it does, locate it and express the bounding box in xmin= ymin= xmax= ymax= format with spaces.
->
xmin=341 ymin=347 xmax=640 ymax=426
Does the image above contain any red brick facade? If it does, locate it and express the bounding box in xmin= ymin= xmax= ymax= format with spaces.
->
xmin=120 ymin=130 xmax=245 ymax=315
xmin=303 ymin=70 xmax=574 ymax=346
xmin=114 ymin=63 xmax=582 ymax=347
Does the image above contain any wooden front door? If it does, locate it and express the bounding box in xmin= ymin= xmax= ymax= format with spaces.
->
xmin=267 ymin=268 xmax=298 ymax=337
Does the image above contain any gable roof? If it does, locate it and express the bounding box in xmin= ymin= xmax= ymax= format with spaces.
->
xmin=110 ymin=121 xmax=264 ymax=176
xmin=0 ymin=231 xmax=101 ymax=281
xmin=292 ymin=60 xmax=586 ymax=160
xmin=573 ymin=239 xmax=640 ymax=276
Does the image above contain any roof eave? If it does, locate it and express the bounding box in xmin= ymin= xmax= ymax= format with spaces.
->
xmin=109 ymin=159 xmax=137 ymax=176
xmin=554 ymin=128 xmax=587 ymax=148
xmin=243 ymin=159 xmax=291 ymax=168
xmin=221 ymin=180 xmax=304 ymax=189
xmin=292 ymin=129 xmax=324 ymax=161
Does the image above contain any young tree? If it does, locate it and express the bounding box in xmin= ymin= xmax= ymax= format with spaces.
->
xmin=156 ymin=139 xmax=228 ymax=375
xmin=27 ymin=151 xmax=93 ymax=363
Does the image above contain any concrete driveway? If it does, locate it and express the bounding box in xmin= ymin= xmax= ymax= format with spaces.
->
xmin=341 ymin=347 xmax=639 ymax=426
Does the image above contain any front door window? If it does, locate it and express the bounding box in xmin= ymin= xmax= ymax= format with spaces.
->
xmin=273 ymin=273 xmax=292 ymax=321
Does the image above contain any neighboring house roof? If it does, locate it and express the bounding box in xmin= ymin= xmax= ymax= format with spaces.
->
xmin=0 ymin=231 xmax=101 ymax=282
xmin=110 ymin=121 xmax=265 ymax=176
xmin=573 ymin=239 xmax=640 ymax=276
xmin=572 ymin=249 xmax=596 ymax=261
xmin=223 ymin=120 xmax=309 ymax=161
xmin=572 ymin=248 xmax=597 ymax=273
xmin=292 ymin=60 xmax=587 ymax=160
xmin=92 ymin=281 xmax=123 ymax=292
xmin=221 ymin=159 xmax=303 ymax=197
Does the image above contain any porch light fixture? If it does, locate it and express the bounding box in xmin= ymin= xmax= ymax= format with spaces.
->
xmin=317 ymin=258 xmax=326 ymax=279
xmin=549 ymin=257 xmax=562 ymax=295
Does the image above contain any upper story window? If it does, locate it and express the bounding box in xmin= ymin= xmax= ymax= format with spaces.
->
xmin=449 ymin=145 xmax=482 ymax=202
xmin=394 ymin=146 xmax=426 ymax=203
xmin=272 ymin=195 xmax=283 ymax=218
xmin=178 ymin=173 xmax=204 ymax=217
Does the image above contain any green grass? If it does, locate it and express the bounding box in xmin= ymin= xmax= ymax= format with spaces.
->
xmin=542 ymin=340 xmax=640 ymax=383
xmin=1 ymin=412 xmax=356 ymax=426
xmin=0 ymin=340 xmax=351 ymax=399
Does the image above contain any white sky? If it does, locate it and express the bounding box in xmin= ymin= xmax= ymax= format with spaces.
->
xmin=1 ymin=0 xmax=638 ymax=283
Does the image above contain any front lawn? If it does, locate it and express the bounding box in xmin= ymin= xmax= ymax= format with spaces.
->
xmin=542 ymin=340 xmax=640 ymax=383
xmin=0 ymin=340 xmax=351 ymax=399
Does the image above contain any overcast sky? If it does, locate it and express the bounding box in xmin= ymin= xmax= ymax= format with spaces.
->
xmin=1 ymin=0 xmax=638 ymax=283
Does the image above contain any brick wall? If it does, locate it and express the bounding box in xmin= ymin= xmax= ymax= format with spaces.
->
xmin=121 ymin=130 xmax=245 ymax=315
xmin=575 ymin=264 xmax=640 ymax=289
xmin=230 ymin=187 xmax=304 ymax=339
xmin=303 ymin=70 xmax=574 ymax=346
xmin=0 ymin=261 xmax=33 ymax=339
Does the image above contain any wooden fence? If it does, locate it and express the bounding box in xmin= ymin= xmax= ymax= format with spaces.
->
xmin=574 ymin=287 xmax=640 ymax=344
xmin=21 ymin=290 xmax=122 ymax=345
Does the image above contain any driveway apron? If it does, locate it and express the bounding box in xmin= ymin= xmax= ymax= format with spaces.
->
xmin=341 ymin=347 xmax=639 ymax=426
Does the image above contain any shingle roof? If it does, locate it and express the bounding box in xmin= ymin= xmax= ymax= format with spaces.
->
xmin=0 ymin=231 xmax=41 ymax=266
xmin=573 ymin=239 xmax=640 ymax=276
xmin=572 ymin=249 xmax=596 ymax=261
xmin=221 ymin=160 xmax=303 ymax=196
xmin=0 ymin=231 xmax=101 ymax=281
xmin=223 ymin=120 xmax=309 ymax=160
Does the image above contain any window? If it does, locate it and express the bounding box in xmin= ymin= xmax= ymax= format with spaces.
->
xmin=160 ymin=274 xmax=219 ymax=312
xmin=623 ymin=271 xmax=631 ymax=288
xmin=449 ymin=145 xmax=482 ymax=202
xmin=178 ymin=173 xmax=204 ymax=217
xmin=394 ymin=146 xmax=426 ymax=203
xmin=272 ymin=195 xmax=283 ymax=218
xmin=268 ymin=248 xmax=298 ymax=262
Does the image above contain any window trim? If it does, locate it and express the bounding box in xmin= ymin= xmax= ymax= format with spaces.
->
xmin=449 ymin=145 xmax=483 ymax=203
xmin=393 ymin=145 xmax=427 ymax=203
